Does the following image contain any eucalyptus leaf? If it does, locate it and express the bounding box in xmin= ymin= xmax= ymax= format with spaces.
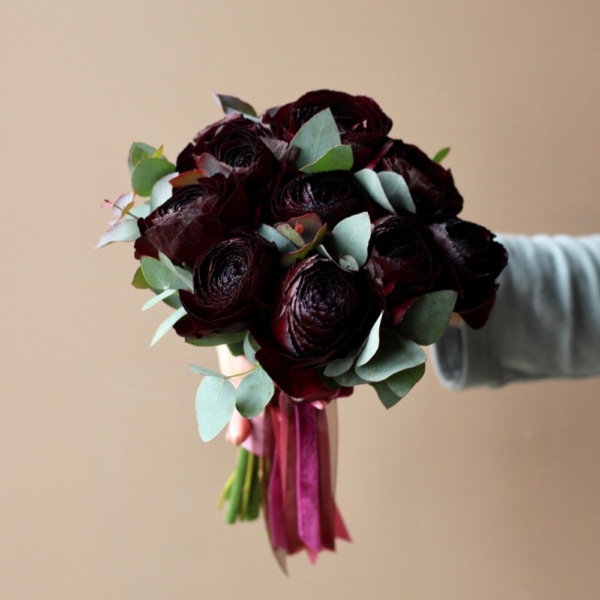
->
xmin=128 ymin=142 xmax=156 ymax=174
xmin=96 ymin=217 xmax=140 ymax=248
xmin=432 ymin=147 xmax=451 ymax=164
xmin=131 ymin=157 xmax=176 ymax=197
xmin=290 ymin=109 xmax=341 ymax=169
xmin=213 ymin=92 xmax=258 ymax=118
xmin=149 ymin=172 xmax=177 ymax=211
xmin=195 ymin=376 xmax=237 ymax=442
xmin=330 ymin=211 xmax=372 ymax=267
xmin=127 ymin=203 xmax=152 ymax=219
xmin=316 ymin=244 xmax=334 ymax=260
xmin=141 ymin=257 xmax=174 ymax=290
xmin=354 ymin=169 xmax=396 ymax=214
xmin=235 ymin=367 xmax=275 ymax=418
xmin=377 ymin=171 xmax=416 ymax=213
xmin=355 ymin=328 xmax=426 ymax=382
xmin=149 ymin=306 xmax=187 ymax=347
xmin=159 ymin=290 xmax=182 ymax=310
xmin=158 ymin=253 xmax=193 ymax=291
xmin=398 ymin=290 xmax=457 ymax=345
xmin=355 ymin=312 xmax=384 ymax=367
xmin=372 ymin=381 xmax=403 ymax=409
xmin=189 ymin=364 xmax=227 ymax=378
xmin=275 ymin=223 xmax=305 ymax=248
xmin=333 ymin=369 xmax=369 ymax=387
xmin=142 ymin=288 xmax=177 ymax=311
xmin=386 ymin=363 xmax=426 ymax=398
xmin=339 ymin=254 xmax=359 ymax=271
xmin=185 ymin=331 xmax=247 ymax=347
xmin=227 ymin=339 xmax=245 ymax=357
xmin=323 ymin=338 xmax=367 ymax=377
xmin=300 ymin=145 xmax=353 ymax=174
xmin=243 ymin=332 xmax=260 ymax=364
xmin=131 ymin=266 xmax=150 ymax=289
xmin=257 ymin=224 xmax=297 ymax=254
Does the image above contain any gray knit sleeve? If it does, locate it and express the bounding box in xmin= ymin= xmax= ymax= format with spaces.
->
xmin=431 ymin=234 xmax=600 ymax=389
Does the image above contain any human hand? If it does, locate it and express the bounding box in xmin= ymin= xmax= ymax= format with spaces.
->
xmin=216 ymin=345 xmax=253 ymax=445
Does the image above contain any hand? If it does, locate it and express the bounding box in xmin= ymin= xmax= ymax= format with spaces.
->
xmin=216 ymin=345 xmax=253 ymax=445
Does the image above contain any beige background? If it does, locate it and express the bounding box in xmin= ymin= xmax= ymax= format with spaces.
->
xmin=2 ymin=0 xmax=600 ymax=598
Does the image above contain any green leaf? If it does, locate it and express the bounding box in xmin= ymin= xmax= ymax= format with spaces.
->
xmin=432 ymin=147 xmax=451 ymax=164
xmin=132 ymin=266 xmax=150 ymax=289
xmin=142 ymin=288 xmax=177 ymax=311
xmin=128 ymin=202 xmax=152 ymax=219
xmin=157 ymin=253 xmax=194 ymax=291
xmin=377 ymin=171 xmax=416 ymax=213
xmin=149 ymin=173 xmax=176 ymax=211
xmin=355 ymin=328 xmax=426 ymax=382
xmin=243 ymin=332 xmax=260 ymax=364
xmin=189 ymin=364 xmax=226 ymax=378
xmin=235 ymin=367 xmax=274 ymax=418
xmin=149 ymin=306 xmax=187 ymax=346
xmin=339 ymin=254 xmax=359 ymax=271
xmin=356 ymin=312 xmax=385 ymax=367
xmin=300 ymin=145 xmax=353 ymax=174
xmin=333 ymin=369 xmax=369 ymax=387
xmin=354 ymin=169 xmax=396 ymax=214
xmin=330 ymin=211 xmax=372 ymax=267
xmin=257 ymin=224 xmax=297 ymax=254
xmin=225 ymin=447 xmax=249 ymax=523
xmin=195 ymin=376 xmax=237 ymax=442
xmin=227 ymin=339 xmax=245 ymax=357
xmin=131 ymin=157 xmax=176 ymax=197
xmin=398 ymin=290 xmax=458 ymax=345
xmin=275 ymin=223 xmax=305 ymax=248
xmin=185 ymin=331 xmax=247 ymax=348
xmin=213 ymin=92 xmax=258 ymax=118
xmin=290 ymin=109 xmax=341 ymax=169
xmin=372 ymin=381 xmax=402 ymax=409
xmin=140 ymin=257 xmax=174 ymax=290
xmin=386 ymin=363 xmax=426 ymax=399
xmin=323 ymin=338 xmax=368 ymax=378
xmin=128 ymin=142 xmax=156 ymax=174
xmin=96 ymin=217 xmax=140 ymax=248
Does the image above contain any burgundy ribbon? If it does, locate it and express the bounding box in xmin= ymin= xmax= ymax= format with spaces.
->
xmin=262 ymin=389 xmax=350 ymax=562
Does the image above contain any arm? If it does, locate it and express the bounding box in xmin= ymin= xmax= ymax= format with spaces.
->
xmin=432 ymin=234 xmax=600 ymax=389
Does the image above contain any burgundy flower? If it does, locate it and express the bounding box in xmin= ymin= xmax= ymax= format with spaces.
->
xmin=270 ymin=171 xmax=371 ymax=227
xmin=366 ymin=215 xmax=442 ymax=324
xmin=134 ymin=174 xmax=251 ymax=268
xmin=176 ymin=114 xmax=278 ymax=190
xmin=176 ymin=231 xmax=280 ymax=338
xmin=262 ymin=89 xmax=392 ymax=167
xmin=255 ymin=256 xmax=381 ymax=399
xmin=430 ymin=218 xmax=507 ymax=328
xmin=373 ymin=140 xmax=463 ymax=222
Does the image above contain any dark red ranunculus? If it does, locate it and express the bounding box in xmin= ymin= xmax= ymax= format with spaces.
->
xmin=373 ymin=140 xmax=463 ymax=222
xmin=270 ymin=171 xmax=371 ymax=227
xmin=255 ymin=256 xmax=381 ymax=399
xmin=176 ymin=230 xmax=280 ymax=339
xmin=366 ymin=215 xmax=442 ymax=324
xmin=134 ymin=174 xmax=251 ymax=268
xmin=430 ymin=218 xmax=507 ymax=328
xmin=262 ymin=89 xmax=392 ymax=168
xmin=176 ymin=115 xmax=278 ymax=189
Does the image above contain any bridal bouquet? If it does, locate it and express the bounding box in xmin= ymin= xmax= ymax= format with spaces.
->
xmin=98 ymin=89 xmax=507 ymax=567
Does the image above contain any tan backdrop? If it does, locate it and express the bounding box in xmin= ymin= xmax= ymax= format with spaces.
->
xmin=2 ymin=0 xmax=600 ymax=598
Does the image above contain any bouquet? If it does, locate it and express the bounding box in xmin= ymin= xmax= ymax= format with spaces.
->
xmin=98 ymin=89 xmax=507 ymax=567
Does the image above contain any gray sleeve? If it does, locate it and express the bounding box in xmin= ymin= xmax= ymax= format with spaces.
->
xmin=431 ymin=233 xmax=600 ymax=389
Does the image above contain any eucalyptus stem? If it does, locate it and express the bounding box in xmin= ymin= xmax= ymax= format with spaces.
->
xmin=225 ymin=447 xmax=249 ymax=524
xmin=240 ymin=451 xmax=255 ymax=519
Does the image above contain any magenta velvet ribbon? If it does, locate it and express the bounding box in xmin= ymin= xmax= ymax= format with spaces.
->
xmin=264 ymin=389 xmax=350 ymax=562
